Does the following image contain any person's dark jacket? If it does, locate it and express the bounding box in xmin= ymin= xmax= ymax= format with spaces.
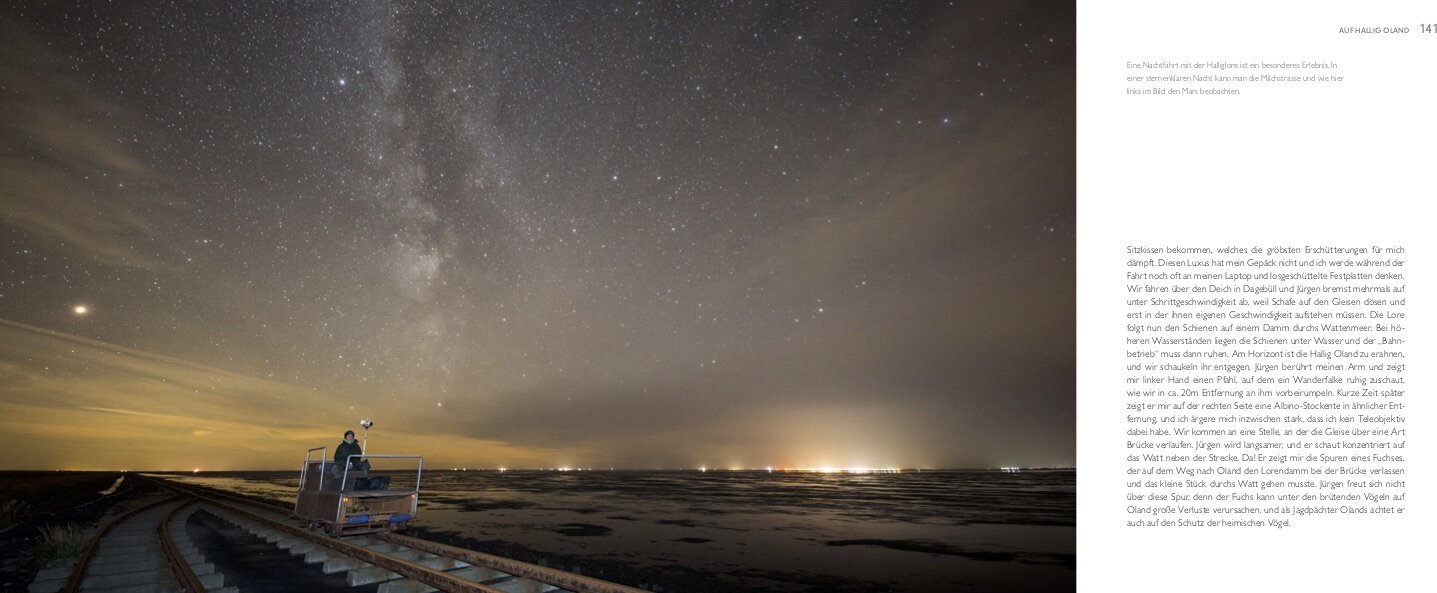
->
xmin=335 ymin=440 xmax=363 ymax=468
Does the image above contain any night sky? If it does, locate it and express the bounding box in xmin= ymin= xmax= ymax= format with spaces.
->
xmin=0 ymin=1 xmax=1073 ymax=471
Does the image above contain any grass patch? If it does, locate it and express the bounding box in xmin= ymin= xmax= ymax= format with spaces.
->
xmin=35 ymin=524 xmax=88 ymax=566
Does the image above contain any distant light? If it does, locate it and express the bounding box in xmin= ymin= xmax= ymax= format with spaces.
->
xmin=699 ymin=466 xmax=707 ymax=472
xmin=192 ymin=468 xmax=200 ymax=473
xmin=787 ymin=466 xmax=905 ymax=474
xmin=73 ymin=305 xmax=90 ymax=315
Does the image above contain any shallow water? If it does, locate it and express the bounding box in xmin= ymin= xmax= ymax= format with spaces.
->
xmin=170 ymin=469 xmax=1074 ymax=592
xmin=98 ymin=475 xmax=126 ymax=496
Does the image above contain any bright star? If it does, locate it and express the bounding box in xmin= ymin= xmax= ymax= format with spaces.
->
xmin=73 ymin=305 xmax=90 ymax=316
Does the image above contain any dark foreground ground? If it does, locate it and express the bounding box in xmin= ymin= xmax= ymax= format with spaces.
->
xmin=0 ymin=472 xmax=134 ymax=591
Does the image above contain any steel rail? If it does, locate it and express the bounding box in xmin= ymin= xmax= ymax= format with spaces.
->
xmin=159 ymin=477 xmax=291 ymax=513
xmin=153 ymin=475 xmax=653 ymax=593
xmin=157 ymin=497 xmax=210 ymax=593
xmin=160 ymin=479 xmax=511 ymax=593
xmin=377 ymin=531 xmax=653 ymax=593
xmin=60 ymin=493 xmax=178 ymax=593
xmin=59 ymin=486 xmax=206 ymax=593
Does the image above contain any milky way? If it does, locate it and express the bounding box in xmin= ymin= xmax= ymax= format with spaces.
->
xmin=0 ymin=1 xmax=1073 ymax=470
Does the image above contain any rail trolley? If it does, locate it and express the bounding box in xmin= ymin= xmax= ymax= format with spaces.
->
xmin=293 ymin=447 xmax=423 ymax=537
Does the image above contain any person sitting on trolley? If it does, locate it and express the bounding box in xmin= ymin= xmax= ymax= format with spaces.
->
xmin=335 ymin=430 xmax=370 ymax=472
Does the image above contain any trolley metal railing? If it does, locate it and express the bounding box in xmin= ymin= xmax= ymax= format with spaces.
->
xmin=335 ymin=454 xmax=423 ymax=522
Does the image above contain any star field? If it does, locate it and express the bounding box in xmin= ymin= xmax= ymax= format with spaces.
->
xmin=0 ymin=1 xmax=1073 ymax=470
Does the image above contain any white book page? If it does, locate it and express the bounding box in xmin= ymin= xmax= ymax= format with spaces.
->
xmin=1078 ymin=2 xmax=1432 ymax=590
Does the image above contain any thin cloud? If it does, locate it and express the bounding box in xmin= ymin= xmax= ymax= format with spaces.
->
xmin=0 ymin=17 xmax=179 ymax=270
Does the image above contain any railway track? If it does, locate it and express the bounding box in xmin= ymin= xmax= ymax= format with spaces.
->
xmin=28 ymin=486 xmax=228 ymax=593
xmin=30 ymin=475 xmax=653 ymax=593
